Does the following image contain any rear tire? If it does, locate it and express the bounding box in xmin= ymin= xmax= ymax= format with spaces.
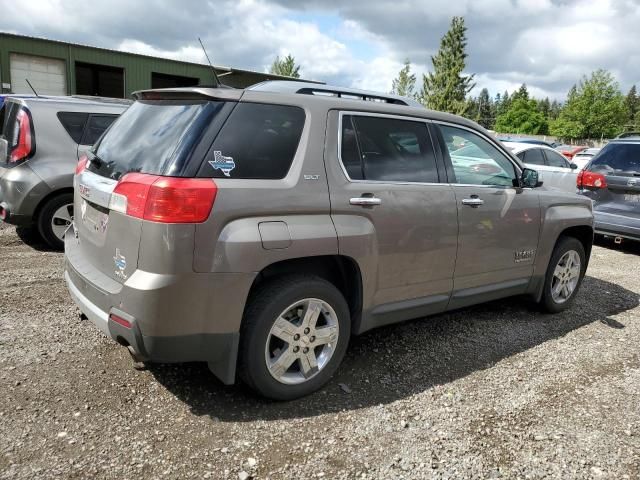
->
xmin=539 ymin=236 xmax=586 ymax=313
xmin=37 ymin=193 xmax=74 ymax=250
xmin=239 ymin=275 xmax=350 ymax=400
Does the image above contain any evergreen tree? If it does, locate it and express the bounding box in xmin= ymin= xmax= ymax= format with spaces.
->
xmin=625 ymin=85 xmax=639 ymax=124
xmin=549 ymin=100 xmax=562 ymax=120
xmin=269 ymin=54 xmax=301 ymax=78
xmin=475 ymin=88 xmax=494 ymax=129
xmin=512 ymin=83 xmax=529 ymax=102
xmin=390 ymin=59 xmax=417 ymax=98
xmin=550 ymin=70 xmax=626 ymax=139
xmin=419 ymin=16 xmax=475 ymax=114
xmin=537 ymin=97 xmax=551 ymax=118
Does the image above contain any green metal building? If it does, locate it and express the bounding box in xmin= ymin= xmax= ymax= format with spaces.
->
xmin=0 ymin=32 xmax=316 ymax=98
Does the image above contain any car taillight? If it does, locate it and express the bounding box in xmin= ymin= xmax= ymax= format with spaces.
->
xmin=9 ymin=109 xmax=34 ymax=164
xmin=109 ymin=173 xmax=217 ymax=223
xmin=75 ymin=155 xmax=89 ymax=175
xmin=577 ymin=171 xmax=607 ymax=189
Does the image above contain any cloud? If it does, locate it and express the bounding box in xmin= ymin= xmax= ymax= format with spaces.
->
xmin=0 ymin=0 xmax=638 ymax=99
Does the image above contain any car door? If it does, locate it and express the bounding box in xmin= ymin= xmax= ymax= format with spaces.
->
xmin=325 ymin=111 xmax=458 ymax=330
xmin=543 ymin=148 xmax=578 ymax=192
xmin=433 ymin=123 xmax=541 ymax=309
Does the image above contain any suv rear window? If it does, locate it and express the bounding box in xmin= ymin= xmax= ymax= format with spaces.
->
xmin=198 ymin=103 xmax=305 ymax=179
xmin=589 ymin=143 xmax=640 ymax=175
xmin=89 ymin=100 xmax=225 ymax=180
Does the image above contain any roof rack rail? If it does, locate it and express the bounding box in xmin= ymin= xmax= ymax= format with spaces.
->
xmin=247 ymin=81 xmax=423 ymax=108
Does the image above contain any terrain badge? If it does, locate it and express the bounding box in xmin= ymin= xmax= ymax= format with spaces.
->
xmin=208 ymin=151 xmax=236 ymax=177
xmin=514 ymin=249 xmax=536 ymax=263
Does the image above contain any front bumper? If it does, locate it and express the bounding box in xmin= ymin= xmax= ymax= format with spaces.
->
xmin=64 ymin=237 xmax=256 ymax=384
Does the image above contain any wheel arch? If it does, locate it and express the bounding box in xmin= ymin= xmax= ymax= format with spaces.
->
xmin=32 ymin=187 xmax=74 ymax=223
xmin=245 ymin=254 xmax=363 ymax=330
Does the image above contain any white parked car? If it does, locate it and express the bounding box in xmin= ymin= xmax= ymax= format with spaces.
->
xmin=502 ymin=142 xmax=579 ymax=193
xmin=571 ymin=148 xmax=601 ymax=170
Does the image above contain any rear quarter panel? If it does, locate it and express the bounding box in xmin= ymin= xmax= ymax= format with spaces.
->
xmin=193 ymin=94 xmax=338 ymax=274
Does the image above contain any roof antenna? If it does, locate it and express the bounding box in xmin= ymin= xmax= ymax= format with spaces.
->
xmin=198 ymin=37 xmax=221 ymax=87
xmin=25 ymin=79 xmax=40 ymax=97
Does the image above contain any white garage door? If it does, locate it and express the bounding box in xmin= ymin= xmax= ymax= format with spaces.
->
xmin=10 ymin=53 xmax=66 ymax=96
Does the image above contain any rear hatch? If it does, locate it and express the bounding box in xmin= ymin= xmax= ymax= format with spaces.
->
xmin=72 ymin=95 xmax=233 ymax=285
xmin=582 ymin=142 xmax=640 ymax=222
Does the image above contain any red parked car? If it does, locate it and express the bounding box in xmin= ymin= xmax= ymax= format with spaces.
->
xmin=556 ymin=144 xmax=588 ymax=160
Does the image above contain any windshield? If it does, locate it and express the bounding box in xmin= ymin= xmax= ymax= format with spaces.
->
xmin=89 ymin=99 xmax=225 ymax=180
xmin=589 ymin=143 xmax=640 ymax=175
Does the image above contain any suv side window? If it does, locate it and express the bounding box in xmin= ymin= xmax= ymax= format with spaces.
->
xmin=200 ymin=103 xmax=305 ymax=179
xmin=438 ymin=124 xmax=517 ymax=187
xmin=520 ymin=148 xmax=545 ymax=165
xmin=545 ymin=149 xmax=570 ymax=168
xmin=340 ymin=114 xmax=439 ymax=183
xmin=81 ymin=114 xmax=118 ymax=146
xmin=57 ymin=112 xmax=89 ymax=144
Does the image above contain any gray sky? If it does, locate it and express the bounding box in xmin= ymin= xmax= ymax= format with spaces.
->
xmin=2 ymin=0 xmax=638 ymax=100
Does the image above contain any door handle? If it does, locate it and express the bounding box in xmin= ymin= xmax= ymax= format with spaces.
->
xmin=461 ymin=197 xmax=484 ymax=207
xmin=350 ymin=196 xmax=382 ymax=206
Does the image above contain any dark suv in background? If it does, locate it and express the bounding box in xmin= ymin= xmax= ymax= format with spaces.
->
xmin=0 ymin=96 xmax=129 ymax=248
xmin=577 ymin=138 xmax=640 ymax=243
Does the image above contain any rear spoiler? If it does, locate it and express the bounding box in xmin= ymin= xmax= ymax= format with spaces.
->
xmin=132 ymin=87 xmax=243 ymax=102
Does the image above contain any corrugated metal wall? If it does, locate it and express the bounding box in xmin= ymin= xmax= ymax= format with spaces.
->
xmin=0 ymin=33 xmax=271 ymax=96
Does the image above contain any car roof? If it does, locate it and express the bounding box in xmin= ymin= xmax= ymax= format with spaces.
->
xmin=502 ymin=141 xmax=558 ymax=154
xmin=607 ymin=138 xmax=640 ymax=144
xmin=132 ymin=81 xmax=490 ymax=133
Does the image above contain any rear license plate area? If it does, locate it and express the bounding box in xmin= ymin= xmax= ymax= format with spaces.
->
xmin=80 ymin=199 xmax=110 ymax=234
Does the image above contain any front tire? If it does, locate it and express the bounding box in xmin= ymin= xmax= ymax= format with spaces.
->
xmin=37 ymin=193 xmax=74 ymax=250
xmin=539 ymin=236 xmax=586 ymax=313
xmin=239 ymin=275 xmax=350 ymax=400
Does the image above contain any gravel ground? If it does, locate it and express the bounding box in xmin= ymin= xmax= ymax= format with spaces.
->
xmin=1 ymin=222 xmax=639 ymax=479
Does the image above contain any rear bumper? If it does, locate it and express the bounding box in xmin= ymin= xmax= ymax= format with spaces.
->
xmin=0 ymin=163 xmax=51 ymax=225
xmin=594 ymin=211 xmax=640 ymax=241
xmin=64 ymin=235 xmax=256 ymax=384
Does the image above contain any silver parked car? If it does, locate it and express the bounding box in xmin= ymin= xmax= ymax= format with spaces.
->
xmin=65 ymin=81 xmax=594 ymax=400
xmin=503 ymin=141 xmax=580 ymax=192
xmin=0 ymin=96 xmax=129 ymax=248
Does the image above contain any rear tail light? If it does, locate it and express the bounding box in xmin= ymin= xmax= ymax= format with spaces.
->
xmin=9 ymin=109 xmax=34 ymax=164
xmin=577 ymin=170 xmax=607 ymax=189
xmin=109 ymin=173 xmax=217 ymax=223
xmin=75 ymin=155 xmax=89 ymax=175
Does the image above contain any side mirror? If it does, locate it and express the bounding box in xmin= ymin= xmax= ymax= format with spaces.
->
xmin=521 ymin=168 xmax=541 ymax=188
xmin=0 ymin=138 xmax=7 ymax=162
xmin=570 ymin=163 xmax=578 ymax=170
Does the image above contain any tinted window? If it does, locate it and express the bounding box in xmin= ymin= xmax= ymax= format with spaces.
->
xmin=439 ymin=125 xmax=517 ymax=186
xmin=81 ymin=114 xmax=117 ymax=145
xmin=90 ymin=100 xmax=225 ymax=180
xmin=589 ymin=143 xmax=640 ymax=174
xmin=200 ymin=103 xmax=305 ymax=179
xmin=341 ymin=115 xmax=438 ymax=183
xmin=57 ymin=112 xmax=88 ymax=143
xmin=545 ymin=150 xmax=570 ymax=168
xmin=522 ymin=148 xmax=545 ymax=165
